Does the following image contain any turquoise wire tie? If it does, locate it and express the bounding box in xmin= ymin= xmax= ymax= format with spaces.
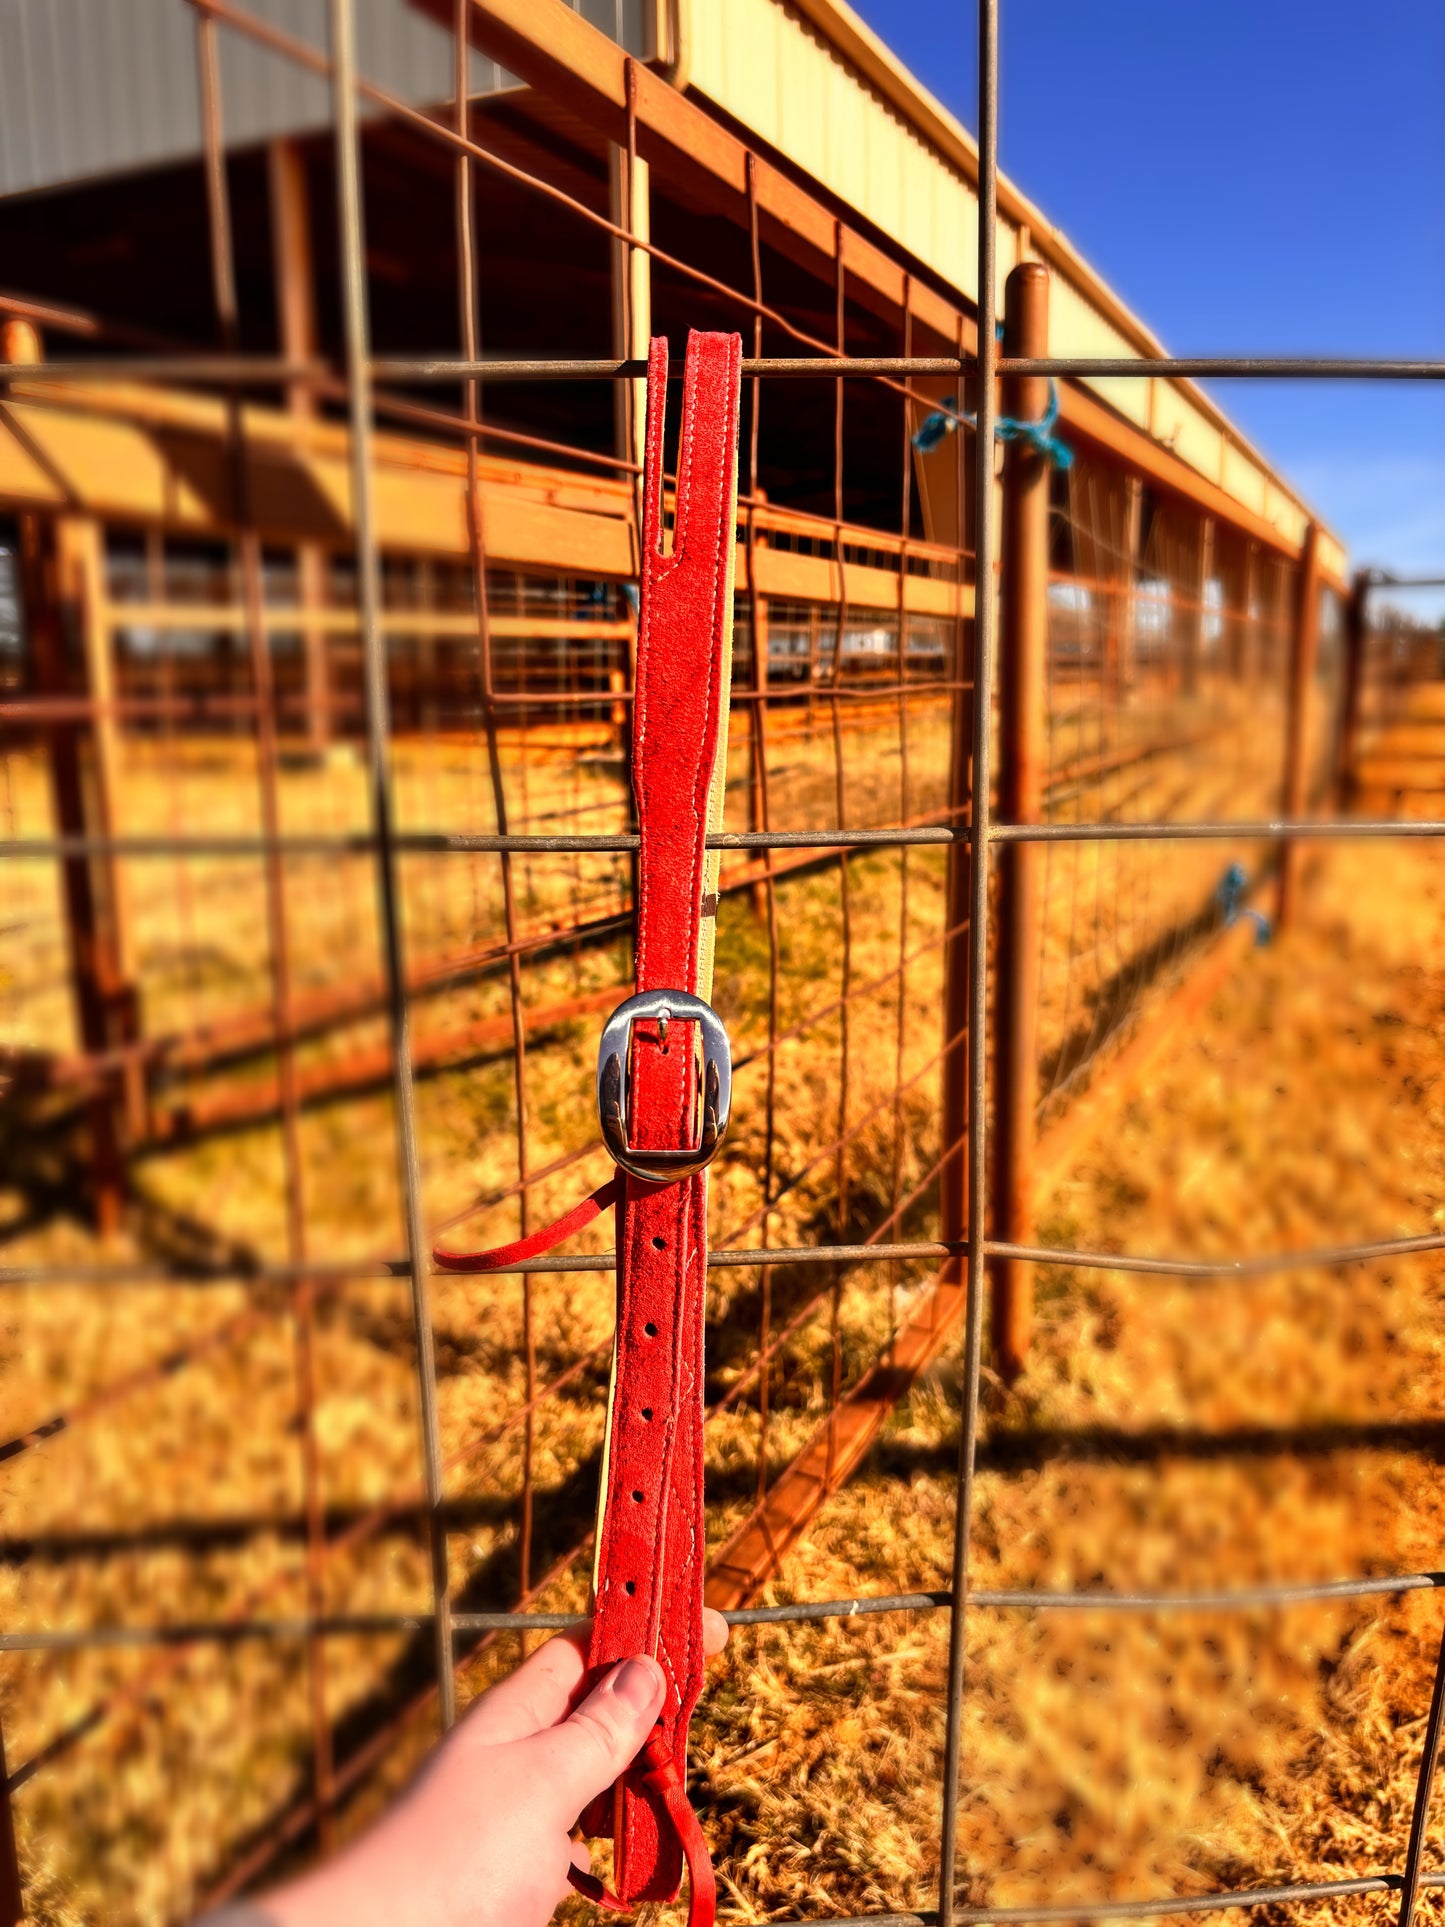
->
xmin=911 ymin=378 xmax=1074 ymax=471
xmin=1215 ymin=861 xmax=1271 ymax=946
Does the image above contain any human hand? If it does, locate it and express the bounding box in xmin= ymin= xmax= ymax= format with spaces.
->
xmin=203 ymin=1610 xmax=729 ymax=1927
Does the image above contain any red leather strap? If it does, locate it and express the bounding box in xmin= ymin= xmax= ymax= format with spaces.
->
xmin=439 ymin=332 xmax=739 ymax=1927
xmin=432 ymin=1180 xmax=619 ymax=1273
xmin=583 ymin=331 xmax=738 ymax=1927
xmin=566 ymin=1727 xmax=716 ymax=1922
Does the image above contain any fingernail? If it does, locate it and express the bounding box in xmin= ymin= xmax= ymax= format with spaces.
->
xmin=609 ymin=1657 xmax=662 ymax=1712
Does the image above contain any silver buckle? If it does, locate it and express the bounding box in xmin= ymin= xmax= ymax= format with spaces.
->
xmin=596 ymin=988 xmax=732 ymax=1183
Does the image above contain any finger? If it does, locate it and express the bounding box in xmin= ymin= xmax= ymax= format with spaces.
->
xmin=520 ymin=1655 xmax=666 ymax=1820
xmin=556 ymin=1837 xmax=596 ymax=1909
xmin=703 ymin=1607 xmax=729 ymax=1658
xmin=456 ymin=1622 xmax=592 ymax=1747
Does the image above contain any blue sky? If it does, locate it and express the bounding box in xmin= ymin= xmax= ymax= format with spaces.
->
xmin=854 ymin=1 xmax=1445 ymax=612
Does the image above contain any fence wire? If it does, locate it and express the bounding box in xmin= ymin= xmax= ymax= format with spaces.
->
xmin=0 ymin=2 xmax=1441 ymax=1924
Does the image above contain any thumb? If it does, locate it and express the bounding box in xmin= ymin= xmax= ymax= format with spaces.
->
xmin=522 ymin=1655 xmax=666 ymax=1822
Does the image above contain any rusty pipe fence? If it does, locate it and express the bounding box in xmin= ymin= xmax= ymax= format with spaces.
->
xmin=0 ymin=1 xmax=1443 ymax=1923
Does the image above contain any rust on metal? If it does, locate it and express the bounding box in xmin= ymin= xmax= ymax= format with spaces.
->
xmin=990 ymin=261 xmax=1050 ymax=1382
xmin=1278 ymin=521 xmax=1323 ymax=927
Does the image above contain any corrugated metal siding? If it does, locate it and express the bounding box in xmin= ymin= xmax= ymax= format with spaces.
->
xmin=690 ymin=0 xmax=1013 ymax=318
xmin=0 ymin=0 xmax=643 ymax=199
xmin=1049 ymin=276 xmax=1150 ymax=432
xmin=688 ymin=0 xmax=1315 ymax=545
xmin=1222 ymin=439 xmax=1269 ymax=519
xmin=1317 ymin=530 xmax=1346 ymax=582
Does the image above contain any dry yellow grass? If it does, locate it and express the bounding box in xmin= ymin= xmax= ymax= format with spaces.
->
xmin=2 ymin=685 xmax=1438 ymax=1925
xmin=688 ymin=833 xmax=1445 ymax=1925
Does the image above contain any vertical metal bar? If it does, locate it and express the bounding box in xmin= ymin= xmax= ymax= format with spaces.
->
xmin=1241 ymin=539 xmax=1258 ymax=690
xmin=990 ymin=260 xmax=1048 ymax=1384
xmin=610 ymin=60 xmax=649 ymax=517
xmin=19 ymin=516 xmax=127 ymax=1233
xmin=13 ymin=319 xmax=132 ymax=1233
xmin=746 ymin=154 xmax=769 ymax=920
xmin=60 ymin=516 xmax=145 ymax=1137
xmin=327 ymin=0 xmax=455 ymax=1730
xmin=0 ymin=1715 xmax=20 ymax=1925
xmin=938 ymin=0 xmax=998 ymax=1917
xmin=1182 ymin=513 xmax=1213 ymax=697
xmin=939 ymin=327 xmax=972 ymax=1286
xmin=192 ymin=6 xmax=336 ymax=1835
xmin=827 ymin=219 xmax=852 ymax=1481
xmin=455 ymin=0 xmax=535 ymax=1610
xmin=1225 ymin=533 xmax=1245 ymax=685
xmin=1335 ymin=568 xmax=1369 ymax=808
xmin=1269 ymin=548 xmax=1285 ymax=691
xmin=1200 ymin=516 xmax=1216 ymax=695
xmin=266 ymin=137 xmax=330 ymax=756
xmin=890 ymin=274 xmax=914 ymax=1353
xmin=1121 ymin=475 xmax=1143 ymax=704
xmin=746 ymin=152 xmax=782 ymax=1499
xmin=807 ymin=603 xmax=820 ymax=741
xmin=616 ymin=64 xmax=643 ymax=973
xmin=1278 ymin=520 xmax=1321 ymax=929
xmin=1396 ymin=1618 xmax=1445 ymax=1927
xmin=1100 ymin=490 xmax=1121 ymax=707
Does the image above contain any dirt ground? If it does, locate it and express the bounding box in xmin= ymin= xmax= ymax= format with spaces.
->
xmin=3 ymin=717 xmax=1442 ymax=1922
xmin=689 ymin=833 xmax=1445 ymax=1925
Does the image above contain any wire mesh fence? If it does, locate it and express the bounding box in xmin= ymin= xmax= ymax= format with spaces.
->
xmin=0 ymin=1 xmax=1443 ymax=1923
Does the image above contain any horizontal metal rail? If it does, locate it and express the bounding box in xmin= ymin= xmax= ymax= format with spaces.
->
xmin=421 ymin=1228 xmax=1445 ymax=1277
xmin=9 ymin=819 xmax=1445 ymax=862
xmin=770 ymin=1881 xmax=1445 ymax=1927
xmin=373 ymin=356 xmax=967 ymax=381
xmin=0 ymin=682 xmax=966 ymax=722
xmin=6 ymin=1230 xmax=1444 ymax=1289
xmin=991 ymin=818 xmax=1445 ymax=843
xmin=4 ymin=1573 xmax=1439 ymax=1654
xmin=3 ymin=353 xmax=1441 ymax=386
xmin=0 ymin=1615 xmax=432 ymax=1652
xmin=999 ymin=356 xmax=1445 ymax=381
xmin=0 ymin=828 xmax=957 ymax=859
xmin=0 ymin=1258 xmax=409 ymax=1286
xmin=0 ymin=355 xmax=319 ymax=384
xmin=381 ymin=354 xmax=1445 ymax=383
xmin=947 ymin=1873 xmax=1445 ymax=1924
xmin=0 ymin=352 xmax=963 ymax=386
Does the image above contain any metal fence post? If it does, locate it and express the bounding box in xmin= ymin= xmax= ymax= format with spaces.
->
xmin=1182 ymin=511 xmax=1213 ymax=697
xmin=991 ymin=259 xmax=1049 ymax=1382
xmin=608 ymin=113 xmax=649 ymax=489
xmin=0 ymin=1717 xmax=21 ymax=1926
xmin=1394 ymin=1617 xmax=1445 ymax=1927
xmin=1239 ymin=539 xmax=1258 ymax=686
xmin=1335 ymin=567 xmax=1370 ymax=807
xmin=19 ymin=512 xmax=134 ymax=1233
xmin=1278 ymin=519 xmax=1322 ymax=929
xmin=938 ymin=444 xmax=973 ymax=1291
xmin=938 ymin=2 xmax=999 ymax=1915
xmin=266 ymin=138 xmax=330 ymax=757
xmin=1107 ymin=473 xmax=1142 ymax=707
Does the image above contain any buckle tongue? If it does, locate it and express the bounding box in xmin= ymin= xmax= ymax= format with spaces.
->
xmin=596 ymin=988 xmax=731 ymax=1182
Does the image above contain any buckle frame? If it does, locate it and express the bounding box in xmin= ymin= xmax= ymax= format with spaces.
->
xmin=596 ymin=988 xmax=732 ymax=1183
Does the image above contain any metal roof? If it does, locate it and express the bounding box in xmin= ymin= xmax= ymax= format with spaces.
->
xmin=0 ymin=0 xmax=641 ymax=199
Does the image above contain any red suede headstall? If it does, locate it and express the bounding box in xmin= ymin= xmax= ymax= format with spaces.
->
xmin=435 ymin=329 xmax=742 ymax=1927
